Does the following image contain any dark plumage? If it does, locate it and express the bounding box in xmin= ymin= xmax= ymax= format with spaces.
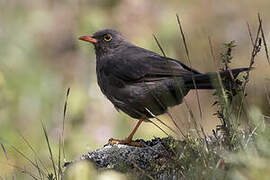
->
xmin=79 ymin=29 xmax=248 ymax=146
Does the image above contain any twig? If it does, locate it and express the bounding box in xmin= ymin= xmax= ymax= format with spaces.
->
xmin=1 ymin=139 xmax=47 ymax=177
xmin=237 ymin=15 xmax=262 ymax=121
xmin=41 ymin=121 xmax=57 ymax=180
xmin=167 ymin=112 xmax=186 ymax=137
xmin=1 ymin=144 xmax=16 ymax=180
xmin=176 ymin=14 xmax=190 ymax=58
xmin=145 ymin=108 xmax=180 ymax=136
xmin=18 ymin=133 xmax=49 ymax=175
xmin=1 ymin=144 xmax=12 ymax=166
xmin=35 ymin=159 xmax=44 ymax=180
xmin=143 ymin=79 xmax=182 ymax=136
xmin=58 ymin=135 xmax=62 ymax=180
xmin=176 ymin=14 xmax=203 ymax=122
xmin=246 ymin=22 xmax=255 ymax=47
xmin=153 ymin=34 xmax=166 ymax=57
xmin=258 ymin=14 xmax=270 ymax=65
xmin=0 ymin=161 xmax=39 ymax=180
xmin=149 ymin=120 xmax=169 ymax=136
xmin=152 ymin=35 xmax=186 ymax=137
xmin=62 ymin=87 xmax=70 ymax=161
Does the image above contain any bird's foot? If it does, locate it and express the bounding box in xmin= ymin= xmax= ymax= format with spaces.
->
xmin=107 ymin=138 xmax=144 ymax=147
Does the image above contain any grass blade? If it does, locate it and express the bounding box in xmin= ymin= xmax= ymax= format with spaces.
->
xmin=258 ymin=14 xmax=270 ymax=65
xmin=18 ymin=133 xmax=49 ymax=175
xmin=152 ymin=34 xmax=187 ymax=137
xmin=41 ymin=121 xmax=57 ymax=180
xmin=62 ymin=88 xmax=70 ymax=162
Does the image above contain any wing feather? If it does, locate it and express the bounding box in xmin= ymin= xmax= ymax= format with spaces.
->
xmin=102 ymin=46 xmax=200 ymax=83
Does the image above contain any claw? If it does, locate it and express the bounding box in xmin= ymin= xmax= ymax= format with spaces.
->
xmin=104 ymin=118 xmax=145 ymax=147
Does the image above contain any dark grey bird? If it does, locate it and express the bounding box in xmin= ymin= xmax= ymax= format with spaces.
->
xmin=79 ymin=29 xmax=248 ymax=146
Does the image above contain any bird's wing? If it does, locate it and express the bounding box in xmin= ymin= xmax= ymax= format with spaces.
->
xmin=102 ymin=46 xmax=200 ymax=83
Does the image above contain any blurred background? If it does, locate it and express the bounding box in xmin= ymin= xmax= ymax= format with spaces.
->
xmin=0 ymin=0 xmax=270 ymax=178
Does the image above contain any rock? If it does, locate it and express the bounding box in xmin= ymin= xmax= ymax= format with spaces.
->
xmin=65 ymin=137 xmax=185 ymax=179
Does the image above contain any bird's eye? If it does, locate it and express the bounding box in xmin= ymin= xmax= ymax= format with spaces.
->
xmin=103 ymin=34 xmax=112 ymax=42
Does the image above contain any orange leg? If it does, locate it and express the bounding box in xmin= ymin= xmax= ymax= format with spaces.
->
xmin=109 ymin=118 xmax=144 ymax=147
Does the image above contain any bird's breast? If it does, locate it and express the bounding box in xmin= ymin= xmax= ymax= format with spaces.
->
xmin=96 ymin=66 xmax=125 ymax=99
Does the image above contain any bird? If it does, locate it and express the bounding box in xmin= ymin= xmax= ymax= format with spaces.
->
xmin=78 ymin=29 xmax=248 ymax=146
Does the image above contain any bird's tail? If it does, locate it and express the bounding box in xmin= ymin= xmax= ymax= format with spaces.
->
xmin=183 ymin=68 xmax=250 ymax=89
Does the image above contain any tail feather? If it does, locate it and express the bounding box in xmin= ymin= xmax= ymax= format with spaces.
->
xmin=184 ymin=68 xmax=250 ymax=89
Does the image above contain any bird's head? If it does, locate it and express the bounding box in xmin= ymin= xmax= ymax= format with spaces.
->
xmin=79 ymin=29 xmax=130 ymax=57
